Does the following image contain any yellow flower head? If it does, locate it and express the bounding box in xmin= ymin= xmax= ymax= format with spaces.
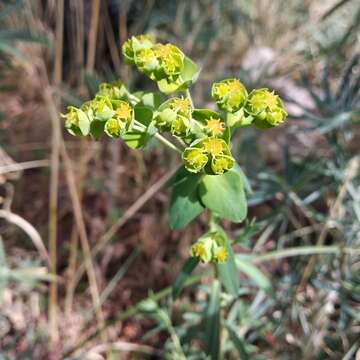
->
xmin=183 ymin=148 xmax=208 ymax=173
xmin=202 ymin=138 xmax=225 ymax=157
xmin=246 ymin=88 xmax=287 ymax=127
xmin=212 ymin=78 xmax=248 ymax=113
xmin=105 ymin=118 xmax=123 ymax=138
xmin=115 ymin=101 xmax=132 ymax=122
xmin=169 ymin=97 xmax=191 ymax=116
xmin=206 ymin=117 xmax=225 ymax=136
xmin=192 ymin=242 xmax=206 ymax=258
xmin=211 ymin=155 xmax=234 ymax=175
xmin=213 ymin=246 xmax=228 ymax=263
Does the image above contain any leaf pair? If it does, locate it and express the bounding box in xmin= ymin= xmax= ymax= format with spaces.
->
xmin=168 ymin=167 xmax=248 ymax=229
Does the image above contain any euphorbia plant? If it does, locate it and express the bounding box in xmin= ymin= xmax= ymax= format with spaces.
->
xmin=63 ymin=34 xmax=286 ymax=297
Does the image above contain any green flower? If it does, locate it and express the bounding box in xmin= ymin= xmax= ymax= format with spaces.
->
xmin=63 ymin=106 xmax=81 ymax=135
xmin=182 ymin=137 xmax=235 ymax=175
xmin=245 ymin=88 xmax=287 ymax=128
xmin=204 ymin=116 xmax=225 ymax=137
xmin=122 ymin=34 xmax=155 ymax=65
xmin=190 ymin=232 xmax=229 ymax=264
xmin=104 ymin=118 xmax=123 ymax=138
xmin=90 ymin=96 xmax=114 ymax=121
xmin=104 ymin=100 xmax=133 ymax=138
xmin=153 ymin=43 xmax=184 ymax=77
xmin=96 ymin=81 xmax=126 ymax=100
xmin=190 ymin=236 xmax=213 ymax=263
xmin=212 ymin=245 xmax=228 ymax=263
xmin=168 ymin=97 xmax=191 ymax=117
xmin=211 ymin=155 xmax=234 ymax=175
xmin=212 ymin=79 xmax=248 ymax=113
xmin=182 ymin=148 xmax=208 ymax=173
xmin=134 ymin=48 xmax=159 ymax=76
xmin=171 ymin=115 xmax=190 ymax=137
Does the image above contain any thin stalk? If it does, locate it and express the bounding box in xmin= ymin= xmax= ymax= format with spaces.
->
xmin=185 ymin=89 xmax=194 ymax=109
xmin=154 ymin=133 xmax=183 ymax=155
xmin=48 ymin=0 xmax=64 ymax=345
xmin=86 ymin=0 xmax=101 ymax=71
xmin=133 ymin=120 xmax=183 ymax=155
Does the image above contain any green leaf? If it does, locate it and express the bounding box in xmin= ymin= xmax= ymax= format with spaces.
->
xmin=122 ymin=131 xmax=149 ymax=149
xmin=172 ymin=257 xmax=199 ymax=299
xmin=226 ymin=323 xmax=250 ymax=360
xmin=77 ymin=109 xmax=90 ymax=136
xmin=90 ymin=120 xmax=105 ymax=140
xmin=169 ymin=172 xmax=204 ymax=229
xmin=235 ymin=258 xmax=271 ymax=292
xmin=165 ymin=166 xmax=190 ymax=188
xmin=199 ymin=169 xmax=247 ymax=222
xmin=204 ymin=279 xmax=220 ymax=359
xmin=134 ymin=105 xmax=153 ymax=127
xmin=216 ymin=229 xmax=240 ymax=296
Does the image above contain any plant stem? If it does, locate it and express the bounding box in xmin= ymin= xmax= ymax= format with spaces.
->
xmin=185 ymin=89 xmax=194 ymax=109
xmin=154 ymin=133 xmax=183 ymax=155
xmin=133 ymin=120 xmax=183 ymax=155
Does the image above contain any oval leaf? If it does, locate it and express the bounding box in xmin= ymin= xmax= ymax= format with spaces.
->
xmin=198 ymin=169 xmax=247 ymax=222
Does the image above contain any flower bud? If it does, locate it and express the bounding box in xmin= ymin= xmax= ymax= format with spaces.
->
xmin=212 ymin=79 xmax=248 ymax=113
xmin=182 ymin=147 xmax=208 ymax=173
xmin=245 ymin=88 xmax=287 ymax=128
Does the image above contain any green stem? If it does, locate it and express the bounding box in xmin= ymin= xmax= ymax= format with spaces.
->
xmin=133 ymin=120 xmax=182 ymax=155
xmin=185 ymin=89 xmax=194 ymax=109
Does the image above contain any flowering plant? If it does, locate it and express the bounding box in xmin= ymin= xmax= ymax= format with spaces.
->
xmin=63 ymin=34 xmax=287 ymax=287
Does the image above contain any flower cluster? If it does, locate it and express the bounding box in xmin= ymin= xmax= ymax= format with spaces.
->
xmin=122 ymin=35 xmax=185 ymax=84
xmin=64 ymin=35 xmax=287 ymax=177
xmin=212 ymin=79 xmax=248 ymax=113
xmin=245 ymin=88 xmax=287 ymax=128
xmin=63 ymin=82 xmax=134 ymax=139
xmin=183 ymin=137 xmax=234 ymax=175
xmin=190 ymin=232 xmax=228 ymax=264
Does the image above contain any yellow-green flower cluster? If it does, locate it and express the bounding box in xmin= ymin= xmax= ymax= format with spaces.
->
xmin=212 ymin=79 xmax=248 ymax=113
xmin=122 ymin=35 xmax=184 ymax=83
xmin=154 ymin=96 xmax=192 ymax=137
xmin=245 ymin=88 xmax=287 ymax=128
xmin=183 ymin=137 xmax=234 ymax=175
xmin=64 ymin=82 xmax=134 ymax=139
xmin=190 ymin=232 xmax=228 ymax=264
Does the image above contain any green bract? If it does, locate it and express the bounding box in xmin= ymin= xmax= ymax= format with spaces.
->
xmin=245 ymin=88 xmax=287 ymax=128
xmin=212 ymin=79 xmax=248 ymax=113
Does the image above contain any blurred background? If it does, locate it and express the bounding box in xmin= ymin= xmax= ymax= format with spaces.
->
xmin=0 ymin=0 xmax=359 ymax=359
